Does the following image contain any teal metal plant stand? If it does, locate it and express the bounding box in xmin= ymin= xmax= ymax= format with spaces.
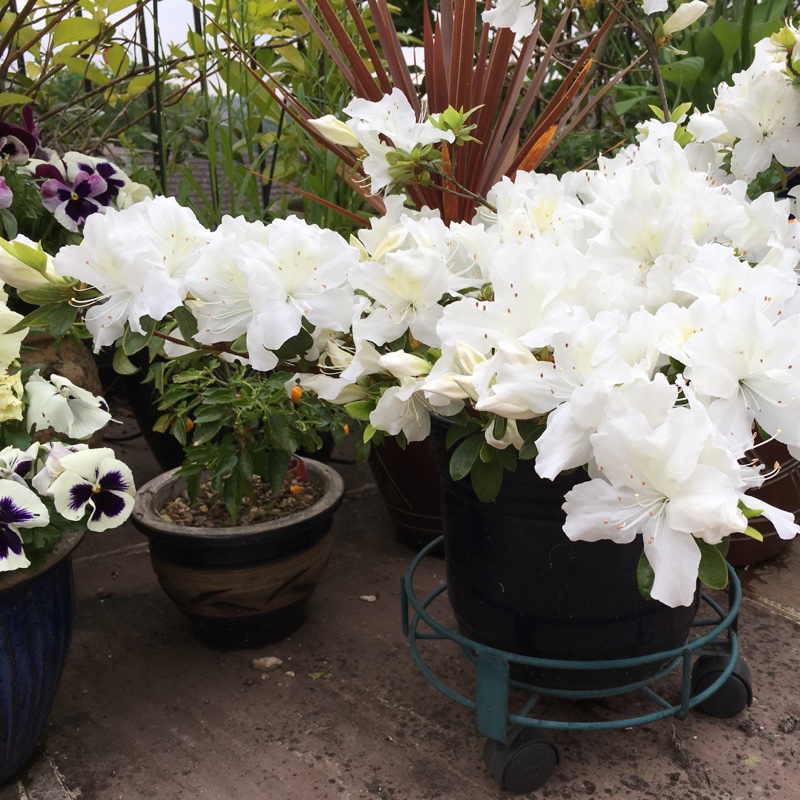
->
xmin=401 ymin=536 xmax=751 ymax=794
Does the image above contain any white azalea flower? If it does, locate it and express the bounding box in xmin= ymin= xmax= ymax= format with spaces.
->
xmin=341 ymin=89 xmax=455 ymax=195
xmin=24 ymin=370 xmax=111 ymax=440
xmin=350 ymin=248 xmax=455 ymax=347
xmin=49 ymin=448 xmax=135 ymax=532
xmin=482 ymin=0 xmax=538 ymax=38
xmin=681 ymin=295 xmax=800 ymax=448
xmin=54 ymin=198 xmax=209 ymax=348
xmin=563 ymin=404 xmax=745 ymax=607
xmin=370 ymin=377 xmax=433 ymax=442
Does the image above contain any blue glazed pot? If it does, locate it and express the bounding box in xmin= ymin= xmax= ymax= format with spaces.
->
xmin=0 ymin=531 xmax=82 ymax=786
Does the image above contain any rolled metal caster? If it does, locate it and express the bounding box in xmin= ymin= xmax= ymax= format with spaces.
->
xmin=483 ymin=727 xmax=560 ymax=794
xmin=692 ymin=655 xmax=753 ymax=718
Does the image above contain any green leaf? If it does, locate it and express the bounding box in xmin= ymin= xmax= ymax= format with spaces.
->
xmin=52 ymin=17 xmax=101 ymax=46
xmin=122 ymin=317 xmax=156 ymax=355
xmin=112 ymin=348 xmax=139 ymax=376
xmin=0 ymin=208 xmax=17 ymax=239
xmin=343 ymin=400 xmax=373 ymax=421
xmin=742 ymin=525 xmax=764 ymax=542
xmin=469 ymin=457 xmax=504 ymax=503
xmin=172 ymin=305 xmax=199 ymax=343
xmin=47 ymin=302 xmax=78 ymax=339
xmin=0 ymin=92 xmax=33 ymax=108
xmin=659 ymin=56 xmax=706 ymax=90
xmin=449 ymin=434 xmax=484 ymax=481
xmin=697 ymin=539 xmax=729 ymax=590
xmin=192 ymin=406 xmax=225 ymax=424
xmin=267 ymin=448 xmax=291 ymax=496
xmin=16 ymin=282 xmax=76 ymax=306
xmin=491 ymin=416 xmax=507 ymax=441
xmin=127 ymin=73 xmax=156 ymax=96
xmin=445 ymin=421 xmax=475 ymax=451
xmin=495 ymin=445 xmax=517 ymax=473
xmin=223 ymin=471 xmax=245 ymax=523
xmin=191 ymin=419 xmax=224 ymax=446
xmin=636 ymin=549 xmax=655 ymax=601
xmin=55 ymin=56 xmax=109 ymax=86
xmin=104 ymin=43 xmax=130 ymax=77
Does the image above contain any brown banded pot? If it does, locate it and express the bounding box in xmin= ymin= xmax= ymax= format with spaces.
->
xmin=131 ymin=460 xmax=344 ymax=649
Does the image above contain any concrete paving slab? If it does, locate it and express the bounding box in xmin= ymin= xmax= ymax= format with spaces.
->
xmin=3 ymin=404 xmax=800 ymax=800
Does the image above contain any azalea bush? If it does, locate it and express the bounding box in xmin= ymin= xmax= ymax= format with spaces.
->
xmin=0 ymin=283 xmax=135 ymax=573
xmin=7 ymin=2 xmax=800 ymax=609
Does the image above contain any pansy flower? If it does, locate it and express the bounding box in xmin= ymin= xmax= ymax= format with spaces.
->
xmin=0 ymin=176 xmax=12 ymax=209
xmin=49 ymin=448 xmax=135 ymax=532
xmin=0 ymin=443 xmax=40 ymax=485
xmin=31 ymin=442 xmax=88 ymax=495
xmin=0 ymin=479 xmax=49 ymax=572
xmin=25 ymin=370 xmax=112 ymax=440
xmin=35 ymin=161 xmax=110 ymax=232
xmin=0 ymin=119 xmax=37 ymax=168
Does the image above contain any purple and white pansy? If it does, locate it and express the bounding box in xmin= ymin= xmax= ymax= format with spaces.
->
xmin=0 ymin=479 xmax=49 ymax=572
xmin=0 ymin=443 xmax=39 ymax=485
xmin=49 ymin=448 xmax=135 ymax=532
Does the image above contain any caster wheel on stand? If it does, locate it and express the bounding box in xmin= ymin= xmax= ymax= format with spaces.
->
xmin=692 ymin=655 xmax=753 ymax=718
xmin=483 ymin=727 xmax=560 ymax=794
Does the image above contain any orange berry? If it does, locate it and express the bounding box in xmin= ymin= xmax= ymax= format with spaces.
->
xmin=343 ymin=423 xmax=350 ymax=437
xmin=290 ymin=385 xmax=303 ymax=403
xmin=289 ymin=484 xmax=303 ymax=495
xmin=185 ymin=418 xmax=195 ymax=432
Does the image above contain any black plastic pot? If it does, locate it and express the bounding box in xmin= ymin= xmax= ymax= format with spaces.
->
xmin=131 ymin=461 xmax=344 ymax=649
xmin=429 ymin=417 xmax=698 ymax=691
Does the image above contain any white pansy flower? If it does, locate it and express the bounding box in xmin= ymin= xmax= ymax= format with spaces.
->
xmin=24 ymin=370 xmax=112 ymax=440
xmin=49 ymin=448 xmax=135 ymax=532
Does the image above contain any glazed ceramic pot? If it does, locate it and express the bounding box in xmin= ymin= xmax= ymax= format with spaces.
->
xmin=0 ymin=531 xmax=84 ymax=785
xmin=131 ymin=461 xmax=345 ymax=649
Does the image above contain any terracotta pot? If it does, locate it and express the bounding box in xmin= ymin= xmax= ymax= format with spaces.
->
xmin=131 ymin=461 xmax=345 ymax=649
xmin=368 ymin=437 xmax=443 ymax=552
xmin=729 ymin=440 xmax=800 ymax=567
xmin=0 ymin=531 xmax=84 ymax=786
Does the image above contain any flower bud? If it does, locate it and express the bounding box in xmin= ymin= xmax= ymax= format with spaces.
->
xmin=663 ymin=1 xmax=708 ymax=35
xmin=0 ymin=235 xmax=61 ymax=290
xmin=309 ymin=115 xmax=360 ymax=148
xmin=378 ymin=351 xmax=431 ymax=378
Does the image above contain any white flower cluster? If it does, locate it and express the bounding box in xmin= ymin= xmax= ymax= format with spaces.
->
xmin=688 ymin=38 xmax=800 ymax=184
xmin=53 ymin=30 xmax=800 ymax=607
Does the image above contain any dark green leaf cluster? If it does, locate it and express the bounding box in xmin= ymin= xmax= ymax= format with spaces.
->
xmin=146 ymin=352 xmax=356 ymax=524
